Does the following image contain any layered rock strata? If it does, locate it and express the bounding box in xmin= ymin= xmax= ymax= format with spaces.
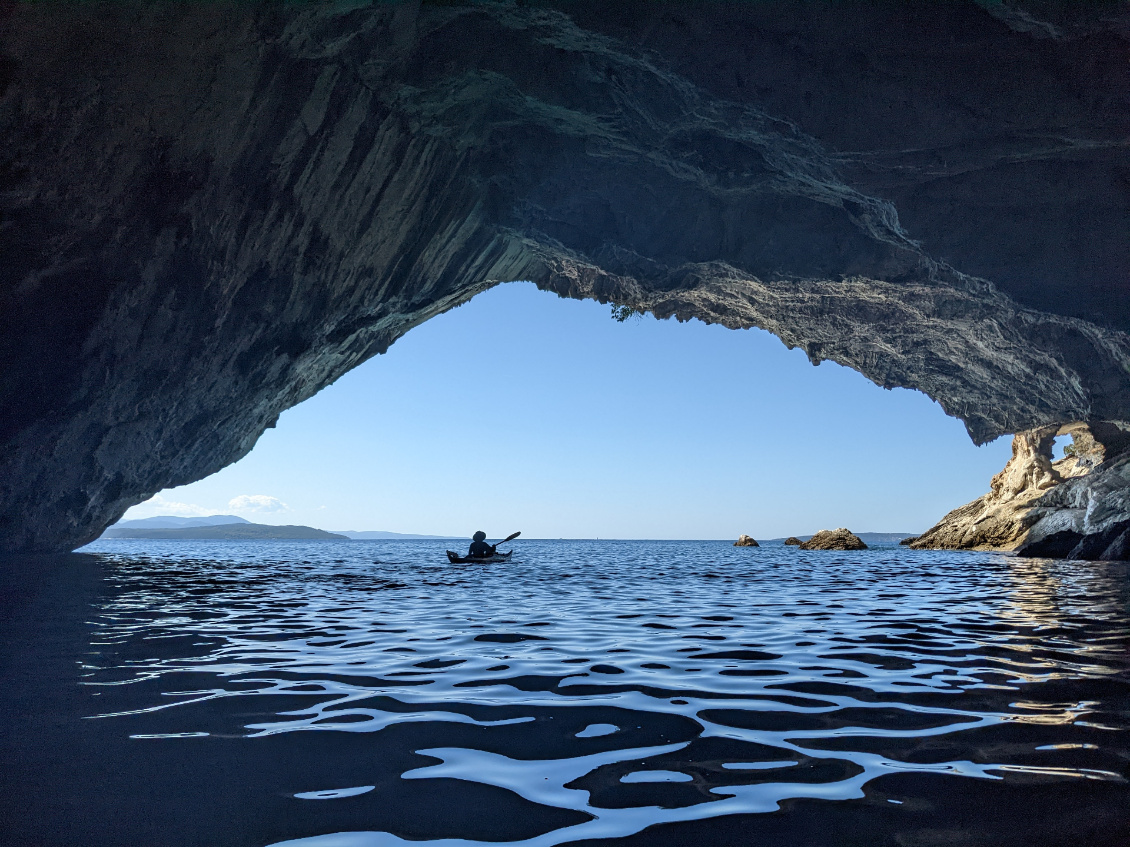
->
xmin=1 ymin=1 xmax=1129 ymax=552
xmin=913 ymin=423 xmax=1130 ymax=559
xmin=799 ymin=529 xmax=868 ymax=551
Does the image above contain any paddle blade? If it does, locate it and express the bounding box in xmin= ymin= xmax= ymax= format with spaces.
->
xmin=500 ymin=531 xmax=521 ymax=544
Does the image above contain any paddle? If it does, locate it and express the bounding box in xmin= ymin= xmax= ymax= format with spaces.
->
xmin=492 ymin=531 xmax=520 ymax=552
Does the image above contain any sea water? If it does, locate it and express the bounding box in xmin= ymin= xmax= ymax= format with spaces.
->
xmin=21 ymin=539 xmax=1130 ymax=845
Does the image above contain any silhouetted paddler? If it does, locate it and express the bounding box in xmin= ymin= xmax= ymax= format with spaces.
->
xmin=467 ymin=531 xmax=495 ymax=558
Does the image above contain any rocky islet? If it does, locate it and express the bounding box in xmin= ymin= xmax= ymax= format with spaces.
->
xmin=798 ymin=529 xmax=869 ymax=551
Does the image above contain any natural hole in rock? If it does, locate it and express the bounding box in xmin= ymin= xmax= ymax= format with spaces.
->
xmin=111 ymin=283 xmax=1013 ymax=541
xmin=1051 ymin=434 xmax=1073 ymax=461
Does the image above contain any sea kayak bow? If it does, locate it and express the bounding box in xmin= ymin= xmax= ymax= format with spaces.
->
xmin=446 ymin=550 xmax=512 ymax=564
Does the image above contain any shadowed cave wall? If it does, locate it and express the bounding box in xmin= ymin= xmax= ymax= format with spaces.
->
xmin=1 ymin=0 xmax=1128 ymax=554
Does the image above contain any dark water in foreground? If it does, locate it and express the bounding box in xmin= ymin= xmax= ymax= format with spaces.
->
xmin=4 ymin=540 xmax=1130 ymax=846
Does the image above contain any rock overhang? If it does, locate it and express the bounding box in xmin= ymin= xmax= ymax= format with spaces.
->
xmin=0 ymin=0 xmax=1128 ymax=552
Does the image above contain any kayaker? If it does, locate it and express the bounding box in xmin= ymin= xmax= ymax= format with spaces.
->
xmin=467 ymin=531 xmax=495 ymax=559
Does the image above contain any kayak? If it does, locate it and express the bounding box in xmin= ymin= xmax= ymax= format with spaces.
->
xmin=446 ymin=550 xmax=512 ymax=564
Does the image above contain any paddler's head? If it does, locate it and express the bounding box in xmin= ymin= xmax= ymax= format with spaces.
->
xmin=473 ymin=531 xmax=487 ymax=542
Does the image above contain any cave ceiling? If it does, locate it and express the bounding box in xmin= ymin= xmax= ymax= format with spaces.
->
xmin=1 ymin=0 xmax=1128 ymax=552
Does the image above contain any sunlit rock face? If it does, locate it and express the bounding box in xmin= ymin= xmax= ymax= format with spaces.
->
xmin=798 ymin=529 xmax=867 ymax=551
xmin=913 ymin=423 xmax=1130 ymax=559
xmin=1 ymin=1 xmax=1128 ymax=553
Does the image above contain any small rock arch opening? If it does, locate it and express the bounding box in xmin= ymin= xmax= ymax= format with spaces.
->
xmin=1050 ymin=434 xmax=1072 ymax=461
xmin=910 ymin=419 xmax=1130 ymax=559
xmin=1047 ymin=421 xmax=1130 ymax=480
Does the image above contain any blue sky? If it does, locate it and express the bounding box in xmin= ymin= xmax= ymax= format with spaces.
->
xmin=123 ymin=282 xmax=1013 ymax=539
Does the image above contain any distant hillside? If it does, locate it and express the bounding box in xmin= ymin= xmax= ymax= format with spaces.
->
xmin=114 ymin=515 xmax=249 ymax=529
xmin=333 ymin=530 xmax=462 ymax=540
xmin=108 ymin=515 xmax=456 ymax=539
xmin=103 ymin=523 xmax=347 ymax=540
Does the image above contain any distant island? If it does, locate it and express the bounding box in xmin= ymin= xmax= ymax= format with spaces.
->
xmin=111 ymin=515 xmax=251 ymax=529
xmin=103 ymin=522 xmax=348 ymax=540
xmin=103 ymin=515 xmax=460 ymax=541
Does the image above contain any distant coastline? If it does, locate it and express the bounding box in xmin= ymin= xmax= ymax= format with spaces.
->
xmin=103 ymin=515 xmax=461 ymax=541
xmin=102 ymin=516 xmax=916 ymax=544
xmin=102 ymin=523 xmax=348 ymax=540
xmin=330 ymin=530 xmax=463 ymax=540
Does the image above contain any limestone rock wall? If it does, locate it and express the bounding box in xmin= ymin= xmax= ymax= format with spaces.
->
xmin=912 ymin=422 xmax=1130 ymax=559
xmin=1019 ymin=458 xmax=1130 ymax=560
xmin=1 ymin=1 xmax=1128 ymax=553
xmin=912 ymin=427 xmax=1066 ymax=552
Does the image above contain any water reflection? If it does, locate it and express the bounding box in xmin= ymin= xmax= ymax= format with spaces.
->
xmin=76 ymin=539 xmax=1130 ymax=846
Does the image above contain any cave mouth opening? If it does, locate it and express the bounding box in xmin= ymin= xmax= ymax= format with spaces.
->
xmin=109 ymin=282 xmax=1013 ymax=544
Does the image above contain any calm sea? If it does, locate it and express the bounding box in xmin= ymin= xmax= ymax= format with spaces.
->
xmin=5 ymin=539 xmax=1129 ymax=846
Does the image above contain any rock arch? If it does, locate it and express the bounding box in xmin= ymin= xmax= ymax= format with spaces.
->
xmin=1 ymin=1 xmax=1128 ymax=553
xmin=910 ymin=421 xmax=1130 ymax=558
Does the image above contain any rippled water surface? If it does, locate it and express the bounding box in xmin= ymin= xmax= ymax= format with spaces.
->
xmin=74 ymin=539 xmax=1130 ymax=846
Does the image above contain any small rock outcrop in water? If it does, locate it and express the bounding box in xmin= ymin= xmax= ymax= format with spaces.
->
xmin=784 ymin=537 xmax=802 ymax=546
xmin=799 ymin=529 xmax=868 ymax=551
xmin=734 ymin=535 xmax=759 ymax=547
xmin=899 ymin=537 xmax=918 ymax=546
xmin=912 ymin=422 xmax=1130 ymax=559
